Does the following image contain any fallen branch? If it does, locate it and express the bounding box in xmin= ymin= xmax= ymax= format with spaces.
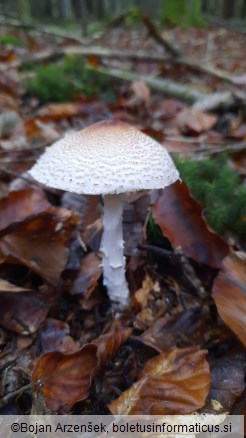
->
xmin=88 ymin=65 xmax=205 ymax=103
xmin=2 ymin=41 xmax=238 ymax=87
xmin=87 ymin=65 xmax=246 ymax=109
xmin=142 ymin=15 xmax=180 ymax=57
xmin=1 ymin=17 xmax=240 ymax=86
xmin=4 ymin=45 xmax=172 ymax=72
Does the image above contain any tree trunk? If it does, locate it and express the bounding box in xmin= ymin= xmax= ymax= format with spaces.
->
xmin=223 ymin=0 xmax=235 ymax=19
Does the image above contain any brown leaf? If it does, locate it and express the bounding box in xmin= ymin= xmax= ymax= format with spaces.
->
xmin=204 ymin=353 xmax=246 ymax=413
xmin=131 ymin=80 xmax=150 ymax=103
xmin=0 ymin=279 xmax=49 ymax=334
xmin=32 ymin=323 xmax=132 ymax=411
xmin=108 ymin=346 xmax=210 ymax=415
xmin=212 ymin=252 xmax=246 ymax=347
xmin=0 ymin=188 xmax=50 ymax=235
xmin=176 ymin=108 xmax=217 ymax=135
xmin=70 ymin=252 xmax=102 ymax=295
xmin=32 ymin=344 xmax=98 ymax=411
xmin=93 ymin=323 xmax=132 ymax=366
xmin=151 ymin=182 xmax=229 ymax=268
xmin=139 ymin=309 xmax=203 ymax=352
xmin=40 ymin=318 xmax=79 ymax=354
xmin=37 ymin=103 xmax=87 ymax=121
xmin=0 ymin=209 xmax=76 ymax=283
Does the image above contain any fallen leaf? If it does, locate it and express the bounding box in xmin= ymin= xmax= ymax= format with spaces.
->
xmin=0 ymin=209 xmax=77 ymax=283
xmin=40 ymin=319 xmax=79 ymax=354
xmin=0 ymin=92 xmax=18 ymax=111
xmin=212 ymin=252 xmax=246 ymax=347
xmin=32 ymin=344 xmax=98 ymax=411
xmin=0 ymin=188 xmax=50 ymax=236
xmin=139 ymin=309 xmax=203 ymax=352
xmin=176 ymin=108 xmax=217 ymax=135
xmin=0 ymin=279 xmax=49 ymax=334
xmin=70 ymin=252 xmax=102 ymax=295
xmin=134 ymin=275 xmax=156 ymax=308
xmin=32 ymin=323 xmax=132 ymax=411
xmin=25 ymin=118 xmax=60 ymax=143
xmin=37 ymin=103 xmax=87 ymax=121
xmin=204 ymin=353 xmax=246 ymax=413
xmin=131 ymin=80 xmax=150 ymax=103
xmin=151 ymin=182 xmax=229 ymax=268
xmin=93 ymin=323 xmax=132 ymax=366
xmin=108 ymin=346 xmax=210 ymax=415
xmin=232 ymin=74 xmax=246 ymax=85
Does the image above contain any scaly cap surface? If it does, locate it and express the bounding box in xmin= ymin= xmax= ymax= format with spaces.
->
xmin=29 ymin=120 xmax=179 ymax=194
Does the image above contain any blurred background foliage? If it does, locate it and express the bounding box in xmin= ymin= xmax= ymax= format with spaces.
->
xmin=0 ymin=0 xmax=246 ymax=33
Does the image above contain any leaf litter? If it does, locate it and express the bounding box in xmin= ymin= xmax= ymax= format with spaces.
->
xmin=0 ymin=19 xmax=245 ymax=417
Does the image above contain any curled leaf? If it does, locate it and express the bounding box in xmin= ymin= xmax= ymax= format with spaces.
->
xmin=32 ymin=344 xmax=98 ymax=411
xmin=108 ymin=346 xmax=210 ymax=415
xmin=151 ymin=182 xmax=229 ymax=268
xmin=0 ymin=279 xmax=48 ymax=334
xmin=212 ymin=252 xmax=246 ymax=347
xmin=32 ymin=323 xmax=132 ymax=411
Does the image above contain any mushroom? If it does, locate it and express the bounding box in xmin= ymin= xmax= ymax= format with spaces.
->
xmin=29 ymin=120 xmax=179 ymax=306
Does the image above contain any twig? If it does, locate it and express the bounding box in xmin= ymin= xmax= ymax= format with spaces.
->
xmin=138 ymin=243 xmax=172 ymax=257
xmin=174 ymin=247 xmax=207 ymax=299
xmin=165 ymin=140 xmax=246 ymax=156
xmin=4 ymin=42 xmax=238 ymax=88
xmin=87 ymin=65 xmax=246 ymax=109
xmin=141 ymin=15 xmax=180 ymax=57
xmin=0 ymin=167 xmax=58 ymax=193
xmin=87 ymin=65 xmax=206 ymax=103
xmin=139 ymin=243 xmax=207 ymax=300
xmin=1 ymin=383 xmax=31 ymax=405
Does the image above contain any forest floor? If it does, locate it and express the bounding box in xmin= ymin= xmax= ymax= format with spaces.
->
xmin=0 ymin=19 xmax=245 ymax=418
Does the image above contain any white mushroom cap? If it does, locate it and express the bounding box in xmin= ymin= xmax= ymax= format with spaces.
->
xmin=29 ymin=119 xmax=179 ymax=195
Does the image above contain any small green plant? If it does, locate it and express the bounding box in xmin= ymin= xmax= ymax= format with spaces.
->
xmin=26 ymin=56 xmax=114 ymax=103
xmin=0 ymin=34 xmax=25 ymax=46
xmin=125 ymin=5 xmax=141 ymax=27
xmin=175 ymin=154 xmax=246 ymax=238
xmin=161 ymin=0 xmax=205 ymax=27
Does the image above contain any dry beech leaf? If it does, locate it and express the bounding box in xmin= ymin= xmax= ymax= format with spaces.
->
xmin=212 ymin=253 xmax=246 ymax=347
xmin=204 ymin=353 xmax=246 ymax=413
xmin=32 ymin=323 xmax=132 ymax=411
xmin=70 ymin=252 xmax=102 ymax=295
xmin=0 ymin=279 xmax=49 ymax=334
xmin=139 ymin=309 xmax=203 ymax=352
xmin=108 ymin=346 xmax=210 ymax=415
xmin=151 ymin=182 xmax=229 ymax=268
xmin=93 ymin=323 xmax=132 ymax=365
xmin=0 ymin=209 xmax=77 ymax=283
xmin=0 ymin=188 xmax=50 ymax=235
xmin=32 ymin=344 xmax=98 ymax=411
xmin=131 ymin=80 xmax=150 ymax=103
xmin=176 ymin=108 xmax=217 ymax=134
xmin=37 ymin=103 xmax=86 ymax=121
xmin=40 ymin=318 xmax=79 ymax=354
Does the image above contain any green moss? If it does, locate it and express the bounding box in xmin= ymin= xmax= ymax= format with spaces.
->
xmin=0 ymin=34 xmax=25 ymax=46
xmin=25 ymin=55 xmax=114 ymax=103
xmin=175 ymin=154 xmax=246 ymax=238
xmin=124 ymin=5 xmax=141 ymax=27
xmin=161 ymin=0 xmax=205 ymax=27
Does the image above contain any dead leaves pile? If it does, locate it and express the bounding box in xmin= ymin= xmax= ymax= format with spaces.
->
xmin=0 ymin=26 xmax=245 ymax=418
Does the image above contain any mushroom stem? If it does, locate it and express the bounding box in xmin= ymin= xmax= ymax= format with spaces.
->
xmin=100 ymin=194 xmax=129 ymax=305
